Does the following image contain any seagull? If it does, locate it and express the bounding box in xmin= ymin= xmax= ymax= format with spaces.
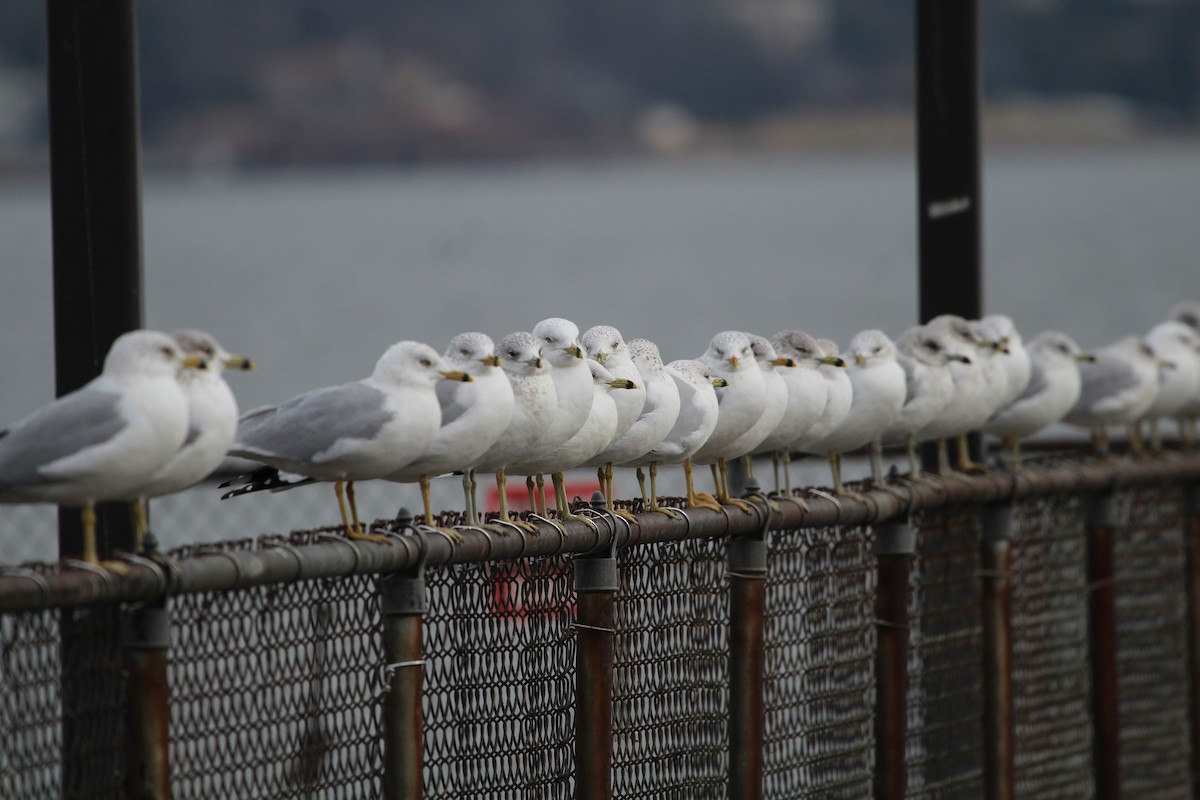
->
xmin=386 ymin=332 xmax=514 ymax=533
xmin=915 ymin=314 xmax=992 ymax=473
xmin=1140 ymin=321 xmax=1200 ymax=449
xmin=883 ymin=326 xmax=964 ymax=478
xmin=509 ymin=359 xmax=636 ymax=530
xmin=227 ymin=340 xmax=469 ymax=541
xmin=1168 ymin=302 xmax=1200 ymax=444
xmin=580 ymin=325 xmax=647 ymax=514
xmin=0 ymin=330 xmax=203 ymax=565
xmin=800 ymin=329 xmax=906 ymax=495
xmin=468 ymin=331 xmax=556 ymax=530
xmin=625 ymin=359 xmax=725 ymax=514
xmin=590 ymin=338 xmax=680 ymax=518
xmin=983 ymin=330 xmax=1093 ymax=465
xmin=117 ymin=329 xmax=254 ymax=549
xmin=974 ymin=314 xmax=1032 ymax=410
xmin=788 ymin=337 xmax=852 ymax=485
xmin=507 ymin=318 xmax=591 ymax=518
xmin=728 ymin=334 xmax=795 ymax=484
xmin=1065 ymin=334 xmax=1163 ymax=454
xmin=692 ymin=331 xmax=765 ymax=511
xmin=762 ymin=330 xmax=840 ymax=493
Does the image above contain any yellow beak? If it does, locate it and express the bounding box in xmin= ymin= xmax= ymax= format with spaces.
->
xmin=608 ymin=379 xmax=637 ymax=390
xmin=771 ymin=356 xmax=796 ymax=368
xmin=441 ymin=370 xmax=473 ymax=383
xmin=819 ymin=355 xmax=846 ymax=368
xmin=181 ymin=354 xmax=207 ymax=369
xmin=482 ymin=354 xmax=501 ymax=367
xmin=223 ymin=354 xmax=256 ymax=371
xmin=711 ymin=377 xmax=729 ymax=388
xmin=595 ymin=351 xmax=608 ymax=364
xmin=566 ymin=343 xmax=583 ymax=359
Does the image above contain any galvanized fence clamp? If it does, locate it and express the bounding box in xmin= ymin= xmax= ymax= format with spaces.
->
xmin=727 ymin=478 xmax=771 ymax=581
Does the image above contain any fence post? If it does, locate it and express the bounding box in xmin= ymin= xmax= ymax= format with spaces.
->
xmin=381 ymin=534 xmax=427 ymax=800
xmin=981 ymin=504 xmax=1015 ymax=800
xmin=727 ymin=497 xmax=768 ymax=800
xmin=122 ymin=595 xmax=171 ymax=799
xmin=1185 ymin=484 xmax=1200 ymax=799
xmin=875 ymin=519 xmax=915 ymax=799
xmin=574 ymin=496 xmax=618 ymax=800
xmin=1087 ymin=492 xmax=1121 ymax=800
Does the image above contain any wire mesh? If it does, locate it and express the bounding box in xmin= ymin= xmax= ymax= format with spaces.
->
xmin=168 ymin=559 xmax=382 ymax=799
xmin=1010 ymin=493 xmax=1095 ymax=799
xmin=423 ymin=555 xmax=575 ymax=798
xmin=1115 ymin=485 xmax=1192 ymax=798
xmin=612 ymin=537 xmax=728 ymax=799
xmin=0 ymin=603 xmax=126 ymax=800
xmin=763 ymin=524 xmax=876 ymax=799
xmin=907 ymin=507 xmax=984 ymax=798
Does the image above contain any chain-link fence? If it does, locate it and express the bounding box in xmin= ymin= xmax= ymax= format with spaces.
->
xmin=2 ymin=452 xmax=1200 ymax=797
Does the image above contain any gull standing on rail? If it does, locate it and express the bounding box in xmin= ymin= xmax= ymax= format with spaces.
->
xmin=118 ymin=329 xmax=254 ymax=549
xmin=1139 ymin=321 xmax=1200 ymax=449
xmin=624 ymin=359 xmax=725 ymax=514
xmin=386 ymin=332 xmax=515 ymax=534
xmin=468 ymin=331 xmax=556 ymax=530
xmin=882 ymin=326 xmax=963 ymax=479
xmin=1168 ymin=301 xmax=1200 ymax=444
xmin=228 ymin=340 xmax=470 ymax=541
xmin=0 ymin=330 xmax=203 ymax=565
xmin=692 ymin=331 xmax=765 ymax=511
xmin=915 ymin=315 xmax=991 ymax=473
xmin=581 ymin=325 xmax=647 ymax=514
xmin=983 ymin=330 xmax=1093 ymax=465
xmin=758 ymin=330 xmax=836 ymax=493
xmin=1065 ymin=334 xmax=1164 ymax=454
xmin=730 ymin=335 xmax=794 ymax=484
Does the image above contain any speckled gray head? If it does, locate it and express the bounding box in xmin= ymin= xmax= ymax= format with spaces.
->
xmin=702 ymin=330 xmax=753 ymax=371
xmin=627 ymin=338 xmax=665 ymax=376
xmin=1169 ymin=301 xmax=1200 ymax=332
xmin=171 ymin=329 xmax=254 ymax=373
xmin=444 ymin=332 xmax=500 ymax=373
xmin=846 ymin=329 xmax=896 ymax=367
xmin=496 ymin=331 xmax=547 ymax=376
xmin=1030 ymin=330 xmax=1092 ymax=362
xmin=580 ymin=325 xmax=629 ymax=365
xmin=745 ymin=333 xmax=795 ymax=368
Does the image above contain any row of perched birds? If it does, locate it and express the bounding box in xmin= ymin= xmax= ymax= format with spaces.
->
xmin=2 ymin=302 xmax=1200 ymax=565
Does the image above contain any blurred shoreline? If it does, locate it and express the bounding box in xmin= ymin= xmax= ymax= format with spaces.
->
xmin=2 ymin=97 xmax=1195 ymax=181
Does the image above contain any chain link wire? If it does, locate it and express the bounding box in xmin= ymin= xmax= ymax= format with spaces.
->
xmin=1010 ymin=493 xmax=1095 ymax=798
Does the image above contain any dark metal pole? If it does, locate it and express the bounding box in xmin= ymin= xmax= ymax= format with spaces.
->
xmin=122 ymin=598 xmax=171 ymax=799
xmin=574 ymin=499 xmax=618 ymax=800
xmin=1086 ymin=493 xmax=1121 ymax=800
xmin=981 ymin=505 xmax=1015 ymax=800
xmin=381 ymin=559 xmax=427 ymax=800
xmin=874 ymin=520 xmax=915 ymax=799
xmin=1184 ymin=485 xmax=1200 ymax=800
xmin=727 ymin=532 xmax=767 ymax=800
xmin=916 ymin=0 xmax=983 ymax=469
xmin=46 ymin=0 xmax=145 ymax=558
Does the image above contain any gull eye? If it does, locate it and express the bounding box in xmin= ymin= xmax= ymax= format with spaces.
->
xmin=544 ymin=336 xmax=553 ymax=344
xmin=611 ymin=341 xmax=619 ymax=350
xmin=160 ymin=346 xmax=175 ymax=358
xmin=923 ymin=340 xmax=940 ymax=352
xmin=419 ymin=357 xmax=432 ymax=368
xmin=460 ymin=348 xmax=470 ymax=356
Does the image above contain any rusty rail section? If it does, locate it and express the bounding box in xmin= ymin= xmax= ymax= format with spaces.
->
xmin=4 ymin=453 xmax=1199 ymax=613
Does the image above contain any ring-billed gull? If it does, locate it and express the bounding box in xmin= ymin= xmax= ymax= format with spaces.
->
xmin=973 ymin=314 xmax=1032 ymax=410
xmin=883 ymin=326 xmax=963 ymax=478
xmin=509 ymin=318 xmax=590 ymax=517
xmin=581 ymin=325 xmax=647 ymax=514
xmin=1168 ymin=302 xmax=1200 ymax=444
xmin=592 ymin=338 xmax=680 ymax=519
xmin=625 ymin=359 xmax=725 ymax=514
xmin=468 ymin=331 xmax=556 ymax=530
xmin=761 ymin=330 xmax=838 ymax=493
xmin=799 ymin=329 xmax=905 ymax=495
xmin=1140 ymin=321 xmax=1200 ymax=449
xmin=787 ymin=336 xmax=852 ymax=486
xmin=693 ymin=331 xmax=765 ymax=511
xmin=1065 ymin=334 xmax=1162 ymax=453
xmin=983 ymin=331 xmax=1093 ymax=464
xmin=509 ymin=359 xmax=636 ymax=530
xmin=118 ymin=329 xmax=254 ymax=548
xmin=0 ymin=330 xmax=203 ymax=564
xmin=731 ymin=335 xmax=794 ymax=483
xmin=916 ymin=314 xmax=991 ymax=472
xmin=387 ymin=332 xmax=514 ymax=533
xmin=228 ymin=340 xmax=470 ymax=541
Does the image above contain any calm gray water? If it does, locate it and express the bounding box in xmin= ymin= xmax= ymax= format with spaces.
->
xmin=1 ymin=145 xmax=1198 ymax=560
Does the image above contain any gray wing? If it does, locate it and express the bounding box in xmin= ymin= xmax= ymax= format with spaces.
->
xmin=435 ymin=379 xmax=470 ymax=427
xmin=1077 ymin=357 xmax=1141 ymax=413
xmin=0 ymin=387 xmax=127 ymax=488
xmin=1011 ymin=361 xmax=1051 ymax=405
xmin=232 ymin=381 xmax=392 ymax=463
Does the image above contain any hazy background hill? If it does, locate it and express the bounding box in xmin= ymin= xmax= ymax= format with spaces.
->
xmin=2 ymin=0 xmax=1199 ymax=168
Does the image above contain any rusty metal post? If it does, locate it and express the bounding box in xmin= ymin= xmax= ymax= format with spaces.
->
xmin=381 ymin=528 xmax=427 ymax=800
xmin=981 ymin=505 xmax=1014 ymax=800
xmin=574 ymin=496 xmax=618 ymax=800
xmin=727 ymin=528 xmax=767 ymax=798
xmin=1184 ymin=484 xmax=1200 ymax=799
xmin=122 ymin=595 xmax=171 ymax=799
xmin=875 ymin=519 xmax=915 ymax=800
xmin=1087 ymin=493 xmax=1121 ymax=800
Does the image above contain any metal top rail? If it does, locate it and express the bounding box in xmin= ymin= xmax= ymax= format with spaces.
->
xmin=3 ymin=450 xmax=1198 ymax=614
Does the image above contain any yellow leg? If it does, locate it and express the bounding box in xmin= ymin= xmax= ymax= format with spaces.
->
xmin=339 ymin=480 xmax=388 ymax=544
xmin=130 ymin=498 xmax=149 ymax=553
xmin=535 ymin=474 xmax=548 ymax=517
xmin=525 ymin=476 xmax=537 ymax=514
xmin=81 ymin=502 xmax=98 ymax=565
xmin=685 ymin=459 xmax=721 ymax=512
xmin=956 ymin=433 xmax=987 ymax=473
xmin=420 ymin=474 xmax=463 ymax=543
xmin=716 ymin=457 xmax=753 ymax=512
xmin=741 ymin=454 xmax=755 ymax=481
xmin=636 ymin=467 xmax=649 ymax=505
